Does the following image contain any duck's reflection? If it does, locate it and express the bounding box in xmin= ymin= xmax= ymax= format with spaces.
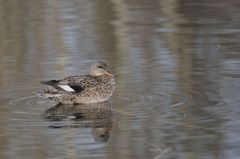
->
xmin=43 ymin=102 xmax=114 ymax=142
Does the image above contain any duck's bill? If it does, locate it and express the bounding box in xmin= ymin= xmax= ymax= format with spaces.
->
xmin=105 ymin=72 xmax=114 ymax=76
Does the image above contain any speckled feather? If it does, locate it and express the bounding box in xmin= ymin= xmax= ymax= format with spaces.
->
xmin=39 ymin=62 xmax=116 ymax=104
xmin=59 ymin=74 xmax=99 ymax=89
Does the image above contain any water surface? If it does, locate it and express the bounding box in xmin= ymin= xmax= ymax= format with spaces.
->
xmin=0 ymin=0 xmax=240 ymax=159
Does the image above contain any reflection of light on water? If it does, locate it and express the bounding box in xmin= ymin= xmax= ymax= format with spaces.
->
xmin=43 ymin=103 xmax=114 ymax=142
xmin=0 ymin=0 xmax=239 ymax=158
xmin=3 ymin=94 xmax=115 ymax=143
xmin=222 ymin=59 xmax=240 ymax=78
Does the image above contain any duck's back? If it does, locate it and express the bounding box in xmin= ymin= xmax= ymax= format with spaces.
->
xmin=61 ymin=75 xmax=99 ymax=87
xmin=73 ymin=75 xmax=116 ymax=103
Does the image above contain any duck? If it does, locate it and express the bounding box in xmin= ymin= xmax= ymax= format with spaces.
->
xmin=39 ymin=61 xmax=116 ymax=104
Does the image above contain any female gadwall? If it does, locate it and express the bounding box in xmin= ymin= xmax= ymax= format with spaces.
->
xmin=39 ymin=61 xmax=116 ymax=104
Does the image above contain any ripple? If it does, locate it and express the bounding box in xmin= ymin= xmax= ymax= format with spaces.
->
xmin=3 ymin=93 xmax=115 ymax=142
xmin=0 ymin=86 xmax=44 ymax=92
xmin=6 ymin=95 xmax=51 ymax=112
xmin=1 ymin=95 xmax=51 ymax=128
xmin=115 ymin=88 xmax=191 ymax=107
xmin=112 ymin=88 xmax=192 ymax=125
xmin=168 ymin=92 xmax=191 ymax=108
xmin=2 ymin=85 xmax=194 ymax=132
xmin=2 ymin=85 xmax=193 ymax=122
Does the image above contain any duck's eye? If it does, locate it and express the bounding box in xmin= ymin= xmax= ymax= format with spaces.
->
xmin=97 ymin=65 xmax=104 ymax=68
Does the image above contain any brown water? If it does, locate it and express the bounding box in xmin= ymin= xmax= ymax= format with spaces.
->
xmin=0 ymin=0 xmax=240 ymax=158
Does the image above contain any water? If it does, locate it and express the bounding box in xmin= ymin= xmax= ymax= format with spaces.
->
xmin=0 ymin=0 xmax=240 ymax=158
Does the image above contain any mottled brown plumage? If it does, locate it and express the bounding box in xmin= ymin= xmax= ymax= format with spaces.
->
xmin=39 ymin=61 xmax=116 ymax=104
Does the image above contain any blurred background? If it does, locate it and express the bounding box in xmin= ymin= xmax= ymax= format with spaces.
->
xmin=0 ymin=0 xmax=240 ymax=159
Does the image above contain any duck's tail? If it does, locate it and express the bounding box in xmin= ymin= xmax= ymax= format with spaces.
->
xmin=40 ymin=80 xmax=60 ymax=86
xmin=40 ymin=80 xmax=66 ymax=91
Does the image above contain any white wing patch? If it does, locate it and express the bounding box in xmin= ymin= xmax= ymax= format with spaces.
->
xmin=58 ymin=85 xmax=75 ymax=92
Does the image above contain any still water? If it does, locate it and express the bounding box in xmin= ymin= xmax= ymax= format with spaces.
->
xmin=0 ymin=0 xmax=240 ymax=158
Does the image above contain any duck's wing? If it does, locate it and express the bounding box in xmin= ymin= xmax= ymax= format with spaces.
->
xmin=60 ymin=75 xmax=99 ymax=92
xmin=41 ymin=75 xmax=99 ymax=93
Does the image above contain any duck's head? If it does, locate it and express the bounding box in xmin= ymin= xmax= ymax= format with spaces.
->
xmin=90 ymin=61 xmax=114 ymax=76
